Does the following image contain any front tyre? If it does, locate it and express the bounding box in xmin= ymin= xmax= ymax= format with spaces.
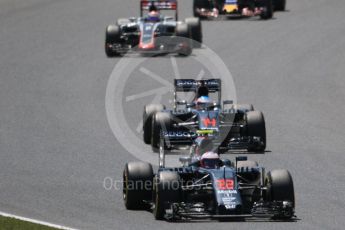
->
xmin=265 ymin=169 xmax=295 ymax=219
xmin=123 ymin=162 xmax=154 ymax=210
xmin=105 ymin=25 xmax=122 ymax=57
xmin=153 ymin=171 xmax=180 ymax=220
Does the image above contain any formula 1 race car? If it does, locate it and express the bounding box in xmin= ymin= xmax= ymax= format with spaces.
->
xmin=193 ymin=0 xmax=275 ymax=19
xmin=123 ymin=154 xmax=295 ymax=220
xmin=143 ymin=79 xmax=266 ymax=153
xmin=105 ymin=0 xmax=202 ymax=57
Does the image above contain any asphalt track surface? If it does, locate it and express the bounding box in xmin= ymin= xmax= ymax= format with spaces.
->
xmin=1 ymin=0 xmax=345 ymax=229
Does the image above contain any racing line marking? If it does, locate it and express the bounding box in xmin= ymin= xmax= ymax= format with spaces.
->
xmin=0 ymin=211 xmax=79 ymax=230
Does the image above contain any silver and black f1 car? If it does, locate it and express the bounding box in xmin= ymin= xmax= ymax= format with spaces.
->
xmin=143 ymin=79 xmax=266 ymax=153
xmin=123 ymin=154 xmax=295 ymax=220
xmin=193 ymin=0 xmax=275 ymax=19
xmin=105 ymin=0 xmax=202 ymax=57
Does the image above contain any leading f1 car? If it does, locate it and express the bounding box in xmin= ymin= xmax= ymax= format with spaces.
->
xmin=105 ymin=0 xmax=202 ymax=57
xmin=143 ymin=79 xmax=266 ymax=153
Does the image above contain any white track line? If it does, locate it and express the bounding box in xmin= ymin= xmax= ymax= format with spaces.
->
xmin=0 ymin=211 xmax=79 ymax=230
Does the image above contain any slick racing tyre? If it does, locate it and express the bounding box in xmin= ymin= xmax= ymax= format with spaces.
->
xmin=153 ymin=171 xmax=181 ymax=220
xmin=105 ymin=25 xmax=122 ymax=57
xmin=175 ymin=23 xmax=192 ymax=56
xmin=260 ymin=0 xmax=273 ymax=19
xmin=265 ymin=169 xmax=295 ymax=219
xmin=185 ymin=17 xmax=203 ymax=48
xmin=246 ymin=111 xmax=266 ymax=152
xmin=143 ymin=104 xmax=165 ymax=145
xmin=151 ymin=112 xmax=173 ymax=152
xmin=123 ymin=162 xmax=154 ymax=210
xmin=273 ymin=0 xmax=286 ymax=11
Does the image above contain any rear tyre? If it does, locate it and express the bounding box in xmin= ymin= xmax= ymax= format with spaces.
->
xmin=151 ymin=112 xmax=173 ymax=152
xmin=153 ymin=171 xmax=180 ymax=220
xmin=175 ymin=23 xmax=192 ymax=56
xmin=246 ymin=111 xmax=266 ymax=152
xmin=105 ymin=25 xmax=122 ymax=57
xmin=265 ymin=169 xmax=295 ymax=219
xmin=143 ymin=104 xmax=165 ymax=144
xmin=123 ymin=162 xmax=154 ymax=210
xmin=185 ymin=17 xmax=203 ymax=48
xmin=273 ymin=0 xmax=286 ymax=11
xmin=260 ymin=0 xmax=273 ymax=19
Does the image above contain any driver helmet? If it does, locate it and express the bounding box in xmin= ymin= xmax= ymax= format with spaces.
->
xmin=196 ymin=96 xmax=212 ymax=103
xmin=200 ymin=151 xmax=220 ymax=169
xmin=195 ymin=96 xmax=212 ymax=109
xmin=146 ymin=5 xmax=160 ymax=22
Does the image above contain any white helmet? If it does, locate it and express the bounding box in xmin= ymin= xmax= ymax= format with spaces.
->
xmin=200 ymin=151 xmax=220 ymax=169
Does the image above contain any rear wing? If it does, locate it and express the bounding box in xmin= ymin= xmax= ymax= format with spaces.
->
xmin=174 ymin=79 xmax=221 ymax=92
xmin=140 ymin=0 xmax=178 ymax=19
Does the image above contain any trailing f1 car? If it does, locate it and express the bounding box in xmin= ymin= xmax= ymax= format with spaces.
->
xmin=105 ymin=0 xmax=202 ymax=57
xmin=123 ymin=154 xmax=295 ymax=220
xmin=143 ymin=79 xmax=266 ymax=153
xmin=193 ymin=0 xmax=274 ymax=19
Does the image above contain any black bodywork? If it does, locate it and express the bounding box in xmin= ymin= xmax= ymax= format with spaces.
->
xmin=123 ymin=155 xmax=295 ymax=220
